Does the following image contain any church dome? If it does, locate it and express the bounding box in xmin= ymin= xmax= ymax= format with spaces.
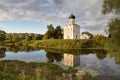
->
xmin=69 ymin=14 xmax=75 ymax=19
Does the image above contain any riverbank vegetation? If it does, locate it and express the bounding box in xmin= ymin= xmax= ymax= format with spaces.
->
xmin=0 ymin=60 xmax=102 ymax=80
xmin=0 ymin=0 xmax=119 ymax=80
xmin=102 ymin=0 xmax=120 ymax=51
xmin=0 ymin=30 xmax=107 ymax=49
xmin=29 ymin=38 xmax=107 ymax=49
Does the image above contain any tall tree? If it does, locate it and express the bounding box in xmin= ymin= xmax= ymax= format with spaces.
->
xmin=102 ymin=0 xmax=120 ymax=47
xmin=102 ymin=0 xmax=120 ymax=14
xmin=54 ymin=25 xmax=63 ymax=39
xmin=108 ymin=19 xmax=120 ymax=44
xmin=43 ymin=24 xmax=54 ymax=39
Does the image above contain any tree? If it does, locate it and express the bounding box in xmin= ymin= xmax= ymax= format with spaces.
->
xmin=102 ymin=0 xmax=120 ymax=14
xmin=47 ymin=24 xmax=54 ymax=32
xmin=108 ymin=19 xmax=120 ymax=44
xmin=43 ymin=24 xmax=54 ymax=39
xmin=12 ymin=34 xmax=19 ymax=42
xmin=0 ymin=30 xmax=6 ymax=41
xmin=102 ymin=0 xmax=120 ymax=47
xmin=25 ymin=33 xmax=30 ymax=41
xmin=93 ymin=34 xmax=107 ymax=48
xmin=54 ymin=25 xmax=63 ymax=39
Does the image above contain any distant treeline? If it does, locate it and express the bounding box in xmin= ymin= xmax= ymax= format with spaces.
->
xmin=6 ymin=33 xmax=44 ymax=41
xmin=0 ymin=24 xmax=63 ymax=42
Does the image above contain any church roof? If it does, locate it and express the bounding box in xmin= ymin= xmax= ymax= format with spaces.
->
xmin=69 ymin=14 xmax=75 ymax=19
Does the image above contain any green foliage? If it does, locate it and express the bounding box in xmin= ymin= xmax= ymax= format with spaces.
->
xmin=12 ymin=34 xmax=20 ymax=42
xmin=102 ymin=0 xmax=120 ymax=50
xmin=43 ymin=31 xmax=54 ymax=39
xmin=0 ymin=60 xmax=71 ymax=80
xmin=0 ymin=30 xmax=6 ymax=41
xmin=54 ymin=25 xmax=63 ymax=39
xmin=109 ymin=19 xmax=120 ymax=45
xmin=93 ymin=34 xmax=107 ymax=48
xmin=30 ymin=39 xmax=104 ymax=49
xmin=43 ymin=24 xmax=63 ymax=39
xmin=6 ymin=33 xmax=43 ymax=41
xmin=102 ymin=0 xmax=120 ymax=14
xmin=109 ymin=50 xmax=120 ymax=64
xmin=43 ymin=24 xmax=54 ymax=39
xmin=0 ymin=60 xmax=103 ymax=80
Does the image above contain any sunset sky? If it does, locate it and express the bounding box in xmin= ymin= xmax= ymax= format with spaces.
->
xmin=0 ymin=0 xmax=111 ymax=35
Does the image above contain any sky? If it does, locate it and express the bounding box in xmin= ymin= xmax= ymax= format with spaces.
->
xmin=0 ymin=0 xmax=111 ymax=35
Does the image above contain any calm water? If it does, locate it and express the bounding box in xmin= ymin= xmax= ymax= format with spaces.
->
xmin=0 ymin=47 xmax=120 ymax=80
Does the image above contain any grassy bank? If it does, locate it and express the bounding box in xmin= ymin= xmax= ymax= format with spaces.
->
xmin=28 ymin=39 xmax=105 ymax=49
xmin=0 ymin=39 xmax=106 ymax=49
xmin=0 ymin=60 xmax=76 ymax=80
xmin=0 ymin=60 xmax=103 ymax=80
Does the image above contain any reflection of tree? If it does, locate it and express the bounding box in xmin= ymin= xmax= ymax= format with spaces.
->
xmin=109 ymin=51 xmax=120 ymax=65
xmin=96 ymin=50 xmax=107 ymax=60
xmin=8 ymin=45 xmax=20 ymax=53
xmin=0 ymin=48 xmax=6 ymax=58
xmin=44 ymin=48 xmax=108 ymax=55
xmin=7 ymin=45 xmax=36 ymax=53
xmin=22 ymin=46 xmax=31 ymax=52
xmin=46 ymin=52 xmax=63 ymax=63
xmin=45 ymin=49 xmax=108 ymax=60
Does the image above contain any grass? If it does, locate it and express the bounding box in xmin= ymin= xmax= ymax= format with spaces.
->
xmin=28 ymin=39 xmax=104 ymax=49
xmin=0 ymin=60 xmax=103 ymax=80
xmin=1 ymin=39 xmax=106 ymax=49
xmin=0 ymin=60 xmax=66 ymax=80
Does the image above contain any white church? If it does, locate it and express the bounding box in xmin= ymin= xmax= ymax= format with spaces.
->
xmin=64 ymin=14 xmax=80 ymax=39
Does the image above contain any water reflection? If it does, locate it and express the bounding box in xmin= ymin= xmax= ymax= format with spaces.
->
xmin=64 ymin=53 xmax=80 ymax=67
xmin=0 ymin=46 xmax=120 ymax=66
xmin=7 ymin=45 xmax=40 ymax=53
xmin=46 ymin=51 xmax=63 ymax=63
xmin=63 ymin=49 xmax=108 ymax=67
xmin=0 ymin=46 xmax=120 ymax=80
xmin=109 ymin=51 xmax=120 ymax=65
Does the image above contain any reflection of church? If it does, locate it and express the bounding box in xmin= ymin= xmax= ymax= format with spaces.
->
xmin=64 ymin=53 xmax=80 ymax=67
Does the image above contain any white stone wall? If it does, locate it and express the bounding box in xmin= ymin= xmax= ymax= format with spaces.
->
xmin=64 ymin=24 xmax=80 ymax=39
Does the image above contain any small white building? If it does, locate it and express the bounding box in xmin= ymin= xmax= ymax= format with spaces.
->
xmin=80 ymin=34 xmax=90 ymax=39
xmin=64 ymin=14 xmax=80 ymax=39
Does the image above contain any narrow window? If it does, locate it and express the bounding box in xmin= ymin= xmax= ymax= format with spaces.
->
xmin=76 ymin=35 xmax=77 ymax=39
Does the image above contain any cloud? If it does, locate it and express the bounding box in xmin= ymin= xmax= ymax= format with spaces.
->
xmin=0 ymin=0 xmax=110 ymax=34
